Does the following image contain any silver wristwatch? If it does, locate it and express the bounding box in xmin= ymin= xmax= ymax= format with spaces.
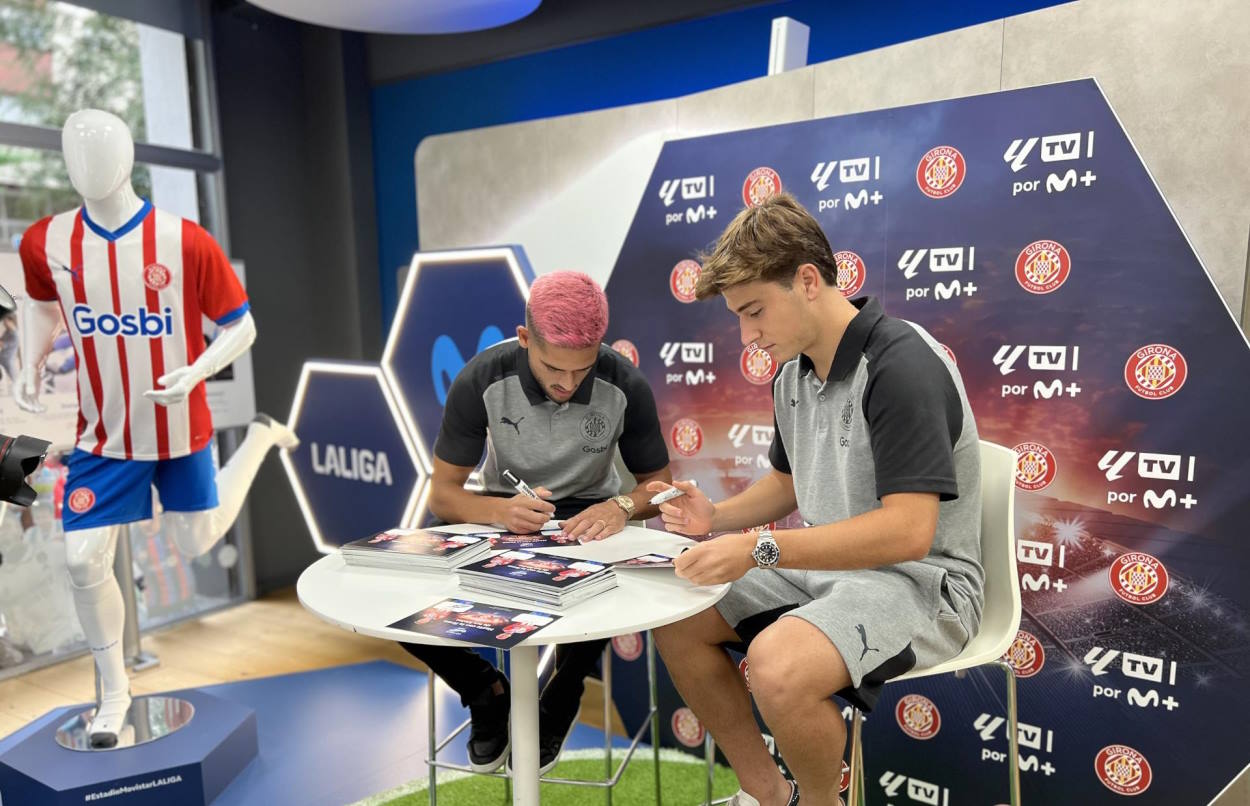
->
xmin=752 ymin=529 xmax=780 ymax=569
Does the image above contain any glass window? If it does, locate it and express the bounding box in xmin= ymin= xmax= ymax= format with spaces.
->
xmin=0 ymin=0 xmax=200 ymax=151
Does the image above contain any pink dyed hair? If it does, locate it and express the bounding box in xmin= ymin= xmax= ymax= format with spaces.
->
xmin=526 ymin=271 xmax=609 ymax=348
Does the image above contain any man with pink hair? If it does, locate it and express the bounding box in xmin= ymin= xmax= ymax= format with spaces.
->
xmin=401 ymin=271 xmax=672 ymax=775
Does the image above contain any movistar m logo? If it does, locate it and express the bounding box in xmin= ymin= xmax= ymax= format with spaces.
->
xmin=71 ymin=304 xmax=174 ymax=338
xmin=431 ymin=326 xmax=504 ymax=406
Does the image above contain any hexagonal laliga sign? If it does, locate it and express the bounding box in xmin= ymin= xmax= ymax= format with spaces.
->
xmin=280 ymin=361 xmax=428 ymax=553
xmin=382 ymin=246 xmax=534 ymax=466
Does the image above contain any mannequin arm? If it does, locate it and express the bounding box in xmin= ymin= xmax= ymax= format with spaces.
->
xmin=15 ymin=298 xmax=61 ymax=413
xmin=142 ymin=312 xmax=256 ymax=407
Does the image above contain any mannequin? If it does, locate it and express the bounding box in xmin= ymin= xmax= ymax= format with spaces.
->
xmin=16 ymin=109 xmax=296 ymax=748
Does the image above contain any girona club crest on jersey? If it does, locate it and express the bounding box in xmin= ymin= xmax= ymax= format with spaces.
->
xmin=612 ymin=632 xmax=644 ymax=661
xmin=833 ymin=250 xmax=866 ymax=297
xmin=1109 ymin=552 xmax=1170 ymax=605
xmin=742 ymin=167 xmax=782 ymax=207
xmin=671 ymin=707 xmax=706 ymax=747
xmin=1124 ymin=344 xmax=1187 ymax=400
xmin=895 ymin=693 xmax=941 ymax=740
xmin=916 ymin=146 xmax=965 ymax=199
xmin=611 ymin=339 xmax=640 ymax=367
xmin=741 ymin=344 xmax=776 ymax=385
xmin=671 ymin=418 xmax=704 ymax=457
xmin=143 ymin=262 xmax=172 ymax=291
xmin=670 ymin=260 xmax=702 ymax=303
xmin=67 ymin=487 xmax=96 ymax=514
xmin=1014 ymin=442 xmax=1057 ymax=491
xmin=1001 ymin=630 xmax=1046 ymax=678
xmin=1095 ymin=745 xmax=1153 ymax=796
xmin=1015 ymin=240 xmax=1071 ymax=294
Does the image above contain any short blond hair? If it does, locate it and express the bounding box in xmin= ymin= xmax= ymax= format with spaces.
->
xmin=695 ymin=192 xmax=837 ymax=300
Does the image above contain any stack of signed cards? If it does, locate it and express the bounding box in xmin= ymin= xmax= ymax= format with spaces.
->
xmin=389 ymin=599 xmax=558 ymax=648
xmin=456 ymin=551 xmax=617 ymax=609
xmin=341 ymin=528 xmax=492 ymax=571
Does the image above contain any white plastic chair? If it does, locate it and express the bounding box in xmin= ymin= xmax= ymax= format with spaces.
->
xmin=845 ymin=439 xmax=1022 ymax=805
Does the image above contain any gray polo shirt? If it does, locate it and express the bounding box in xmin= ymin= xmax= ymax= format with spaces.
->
xmin=434 ymin=340 xmax=669 ymax=508
xmin=769 ymin=297 xmax=984 ymax=625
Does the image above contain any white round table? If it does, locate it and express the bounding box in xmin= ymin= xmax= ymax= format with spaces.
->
xmin=297 ymin=524 xmax=728 ymax=806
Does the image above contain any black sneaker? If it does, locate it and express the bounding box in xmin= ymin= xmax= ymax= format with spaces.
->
xmin=466 ymin=676 xmax=510 ymax=773
xmin=537 ymin=711 xmax=578 ymax=775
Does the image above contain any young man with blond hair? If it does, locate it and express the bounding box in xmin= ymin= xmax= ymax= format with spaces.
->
xmin=650 ymin=193 xmax=982 ymax=806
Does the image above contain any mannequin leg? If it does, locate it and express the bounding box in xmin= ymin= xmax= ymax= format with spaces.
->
xmin=164 ymin=414 xmax=298 ymax=557
xmin=65 ymin=524 xmax=132 ymax=747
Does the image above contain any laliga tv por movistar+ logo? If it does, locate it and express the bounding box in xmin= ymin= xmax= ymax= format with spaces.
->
xmin=382 ymin=247 xmax=535 ymax=457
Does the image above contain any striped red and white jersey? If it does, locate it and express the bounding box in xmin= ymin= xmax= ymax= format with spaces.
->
xmin=19 ymin=200 xmax=248 ymax=461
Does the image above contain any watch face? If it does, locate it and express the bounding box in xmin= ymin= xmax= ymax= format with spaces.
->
xmin=754 ymin=540 xmax=780 ymax=566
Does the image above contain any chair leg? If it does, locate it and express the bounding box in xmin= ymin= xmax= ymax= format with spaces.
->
xmin=997 ymin=660 xmax=1022 ymax=806
xmin=603 ymin=642 xmax=614 ymax=806
xmin=705 ymin=731 xmax=716 ymax=806
xmin=427 ymin=669 xmax=437 ymax=806
xmin=847 ymin=707 xmax=864 ymax=806
xmin=498 ymin=649 xmax=510 ymax=802
xmin=647 ymin=632 xmax=662 ymax=806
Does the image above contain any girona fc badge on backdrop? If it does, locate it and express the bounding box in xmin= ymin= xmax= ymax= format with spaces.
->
xmin=670 ymin=418 xmax=703 ymax=457
xmin=671 ymin=707 xmax=706 ymax=747
xmin=611 ymin=632 xmax=643 ymax=661
xmin=1109 ymin=552 xmax=1170 ymax=605
xmin=1015 ymin=240 xmax=1071 ymax=294
xmin=670 ymin=260 xmax=702 ymax=303
xmin=916 ymin=146 xmax=965 ymax=199
xmin=1095 ymin=745 xmax=1153 ymax=795
xmin=611 ymin=339 xmax=640 ymax=367
xmin=742 ymin=167 xmax=782 ymax=207
xmin=1001 ymin=630 xmax=1046 ymax=677
xmin=1124 ymin=344 xmax=1187 ymax=400
xmin=740 ymin=344 xmax=776 ymax=385
xmin=895 ymin=694 xmax=941 ymax=740
xmin=1013 ymin=442 xmax=1057 ymax=491
xmin=833 ymin=250 xmax=866 ymax=297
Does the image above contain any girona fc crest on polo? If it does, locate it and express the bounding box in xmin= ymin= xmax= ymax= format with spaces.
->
xmin=895 ymin=694 xmax=941 ymax=740
xmin=1124 ymin=344 xmax=1187 ymax=400
xmin=143 ymin=262 xmax=172 ymax=291
xmin=611 ymin=339 xmax=639 ymax=367
xmin=1095 ymin=745 xmax=1153 ymax=795
xmin=916 ymin=146 xmax=965 ymax=199
xmin=1001 ymin=630 xmax=1046 ymax=678
xmin=742 ymin=167 xmax=782 ymax=207
xmin=670 ymin=260 xmax=702 ymax=303
xmin=833 ymin=250 xmax=866 ymax=297
xmin=670 ymin=418 xmax=703 ymax=457
xmin=740 ymin=344 xmax=776 ymax=385
xmin=67 ymin=487 xmax=96 ymax=514
xmin=671 ymin=707 xmax=705 ymax=747
xmin=1013 ymin=442 xmax=1057 ymax=491
xmin=611 ymin=632 xmax=643 ymax=661
xmin=1015 ymin=240 xmax=1071 ymax=294
xmin=1109 ymin=552 xmax=1170 ymax=605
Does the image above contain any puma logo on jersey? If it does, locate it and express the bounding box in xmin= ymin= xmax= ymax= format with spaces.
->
xmin=54 ymin=262 xmax=84 ymax=280
xmin=500 ymin=416 xmax=525 ymax=435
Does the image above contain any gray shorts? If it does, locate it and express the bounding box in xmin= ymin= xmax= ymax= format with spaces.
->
xmin=716 ymin=564 xmax=976 ymax=711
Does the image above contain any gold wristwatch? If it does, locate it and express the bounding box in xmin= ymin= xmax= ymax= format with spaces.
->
xmin=611 ymin=494 xmax=637 ymax=519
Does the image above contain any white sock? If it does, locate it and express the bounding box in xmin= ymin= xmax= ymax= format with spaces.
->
xmin=70 ymin=577 xmax=128 ymax=698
